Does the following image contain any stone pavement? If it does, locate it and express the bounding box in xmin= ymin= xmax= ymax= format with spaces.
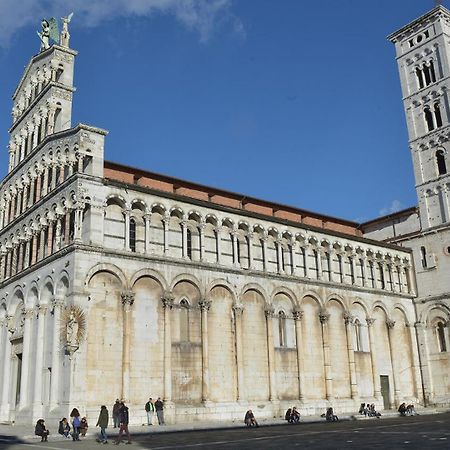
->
xmin=0 ymin=408 xmax=445 ymax=444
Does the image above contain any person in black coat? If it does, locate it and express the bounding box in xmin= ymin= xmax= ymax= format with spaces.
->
xmin=114 ymin=402 xmax=131 ymax=445
xmin=35 ymin=419 xmax=50 ymax=442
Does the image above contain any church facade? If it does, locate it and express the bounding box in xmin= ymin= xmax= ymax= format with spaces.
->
xmin=0 ymin=7 xmax=447 ymax=426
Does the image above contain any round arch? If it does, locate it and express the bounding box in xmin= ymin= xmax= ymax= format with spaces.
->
xmin=85 ymin=263 xmax=128 ymax=289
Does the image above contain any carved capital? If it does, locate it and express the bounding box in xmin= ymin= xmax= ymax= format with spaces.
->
xmin=199 ymin=299 xmax=211 ymax=312
xmin=414 ymin=321 xmax=425 ymax=329
xmin=23 ymin=308 xmax=34 ymax=319
xmin=343 ymin=312 xmax=354 ymax=325
xmin=161 ymin=291 xmax=174 ymax=309
xmin=121 ymin=291 xmax=135 ymax=307
xmin=366 ymin=317 xmax=376 ymax=327
xmin=37 ymin=304 xmax=48 ymax=315
xmin=386 ymin=319 xmax=396 ymax=330
xmin=232 ymin=303 xmax=244 ymax=316
xmin=319 ymin=310 xmax=330 ymax=324
xmin=293 ymin=308 xmax=304 ymax=321
xmin=51 ymin=296 xmax=65 ymax=309
xmin=264 ymin=306 xmax=275 ymax=318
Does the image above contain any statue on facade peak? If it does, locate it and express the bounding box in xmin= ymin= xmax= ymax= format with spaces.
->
xmin=60 ymin=13 xmax=74 ymax=48
xmin=37 ymin=17 xmax=59 ymax=52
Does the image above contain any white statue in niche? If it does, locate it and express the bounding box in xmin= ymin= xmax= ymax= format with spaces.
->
xmin=61 ymin=305 xmax=86 ymax=357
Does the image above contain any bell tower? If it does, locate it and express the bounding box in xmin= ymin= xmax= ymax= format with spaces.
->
xmin=389 ymin=5 xmax=450 ymax=230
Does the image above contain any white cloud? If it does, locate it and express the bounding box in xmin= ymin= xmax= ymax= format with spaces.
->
xmin=0 ymin=0 xmax=244 ymax=48
xmin=379 ymin=199 xmax=404 ymax=216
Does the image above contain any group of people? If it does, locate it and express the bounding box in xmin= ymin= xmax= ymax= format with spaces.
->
xmin=398 ymin=403 xmax=417 ymax=417
xmin=34 ymin=400 xmax=131 ymax=444
xmin=34 ymin=397 xmax=167 ymax=444
xmin=144 ymin=397 xmax=165 ymax=426
xmin=358 ymin=403 xmax=381 ymax=418
xmin=284 ymin=407 xmax=301 ymax=424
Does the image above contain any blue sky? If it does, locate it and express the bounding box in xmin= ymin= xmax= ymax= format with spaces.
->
xmin=0 ymin=0 xmax=437 ymax=222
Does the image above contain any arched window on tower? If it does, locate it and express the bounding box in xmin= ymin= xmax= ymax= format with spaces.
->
xmin=436 ymin=149 xmax=447 ymax=175
xmin=129 ymin=218 xmax=136 ymax=253
xmin=378 ymin=262 xmax=385 ymax=289
xmin=179 ymin=299 xmax=190 ymax=342
xmin=237 ymin=236 xmax=241 ymax=265
xmin=186 ymin=228 xmax=192 ymax=260
xmin=423 ymin=64 xmax=432 ymax=86
xmin=348 ymin=256 xmax=355 ymax=284
xmin=416 ymin=67 xmax=424 ymax=89
xmin=429 ymin=60 xmax=437 ymax=83
xmin=420 ymin=246 xmax=428 ymax=269
xmin=434 ymin=103 xmax=443 ymax=128
xmin=337 ymin=254 xmax=343 ymax=283
xmin=425 ymin=107 xmax=435 ymax=131
xmin=437 ymin=322 xmax=447 ymax=352
xmin=278 ymin=311 xmax=286 ymax=347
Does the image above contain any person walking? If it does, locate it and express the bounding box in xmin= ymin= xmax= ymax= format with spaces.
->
xmin=112 ymin=399 xmax=121 ymax=428
xmin=114 ymin=401 xmax=131 ymax=445
xmin=96 ymin=405 xmax=109 ymax=444
xmin=155 ymin=397 xmax=165 ymax=425
xmin=70 ymin=408 xmax=81 ymax=441
xmin=145 ymin=398 xmax=155 ymax=426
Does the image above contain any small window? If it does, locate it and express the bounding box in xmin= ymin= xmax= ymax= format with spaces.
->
xmin=278 ymin=311 xmax=286 ymax=347
xmin=436 ymin=149 xmax=447 ymax=175
xmin=237 ymin=236 xmax=241 ymax=264
xmin=348 ymin=256 xmax=355 ymax=284
xmin=378 ymin=262 xmax=385 ymax=289
xmin=434 ymin=103 xmax=443 ymax=128
xmin=416 ymin=67 xmax=424 ymax=89
xmin=429 ymin=60 xmax=437 ymax=83
xmin=281 ymin=245 xmax=285 ymax=272
xmin=421 ymin=246 xmax=427 ymax=268
xmin=437 ymin=322 xmax=447 ymax=352
xmin=425 ymin=108 xmax=434 ymax=131
xmin=337 ymin=254 xmax=343 ymax=283
xmin=129 ymin=218 xmax=136 ymax=252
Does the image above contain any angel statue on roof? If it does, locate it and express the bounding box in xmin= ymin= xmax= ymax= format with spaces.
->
xmin=60 ymin=12 xmax=74 ymax=47
xmin=37 ymin=17 xmax=59 ymax=52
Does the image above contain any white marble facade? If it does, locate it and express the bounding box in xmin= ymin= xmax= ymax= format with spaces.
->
xmin=0 ymin=8 xmax=447 ymax=427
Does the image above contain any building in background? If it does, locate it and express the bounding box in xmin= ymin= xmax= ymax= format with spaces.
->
xmin=0 ymin=6 xmax=448 ymax=426
xmin=362 ymin=5 xmax=450 ymax=407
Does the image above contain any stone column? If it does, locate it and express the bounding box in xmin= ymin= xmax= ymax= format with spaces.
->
xmin=350 ymin=256 xmax=357 ymax=285
xmin=414 ymin=321 xmax=434 ymax=405
xmin=42 ymin=166 xmax=49 ymax=197
xmin=303 ymin=246 xmax=309 ymax=278
xmin=405 ymin=265 xmax=415 ymax=295
xmin=265 ymin=306 xmax=277 ymax=401
xmin=199 ymin=222 xmax=206 ymax=261
xmin=316 ymin=249 xmax=323 ymax=280
xmin=199 ymin=299 xmax=211 ymax=403
xmin=124 ymin=210 xmax=131 ymax=251
xmin=361 ymin=257 xmax=368 ymax=287
xmin=27 ymin=179 xmax=35 ymax=207
xmin=54 ymin=218 xmax=62 ymax=251
xmin=215 ymin=227 xmax=222 ymax=264
xmin=23 ymin=240 xmax=31 ymax=269
xmin=21 ymin=184 xmax=29 ymax=214
xmin=0 ymin=252 xmax=5 ymax=281
xmin=49 ymin=297 xmax=64 ymax=410
xmin=293 ymin=309 xmax=305 ymax=401
xmin=47 ymin=221 xmax=54 ymax=255
xmin=143 ymin=214 xmax=151 ymax=254
xmin=0 ymin=316 xmax=13 ymax=419
xmin=231 ymin=230 xmax=239 ymax=267
xmin=319 ymin=310 xmax=333 ymax=400
xmin=233 ymin=304 xmax=245 ymax=401
xmin=406 ymin=323 xmax=421 ymax=400
xmin=386 ymin=319 xmax=401 ymax=406
xmin=33 ymin=304 xmax=48 ymax=417
xmin=162 ymin=292 xmax=174 ymax=403
xmin=290 ymin=242 xmax=296 ymax=275
xmin=0 ymin=318 xmax=5 ymax=399
xmin=327 ymin=251 xmax=334 ymax=282
xmin=121 ymin=291 xmax=134 ymax=402
xmin=19 ymin=308 xmax=34 ymax=409
xmin=47 ymin=107 xmax=56 ymax=135
xmin=181 ymin=220 xmax=188 ymax=259
xmin=366 ymin=318 xmax=382 ymax=400
xmin=261 ymin=236 xmax=268 ymax=271
xmin=344 ymin=313 xmax=359 ymax=400
xmin=163 ymin=217 xmax=170 ymax=255
xmin=74 ymin=207 xmax=83 ymax=242
xmin=276 ymin=240 xmax=283 ymax=273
